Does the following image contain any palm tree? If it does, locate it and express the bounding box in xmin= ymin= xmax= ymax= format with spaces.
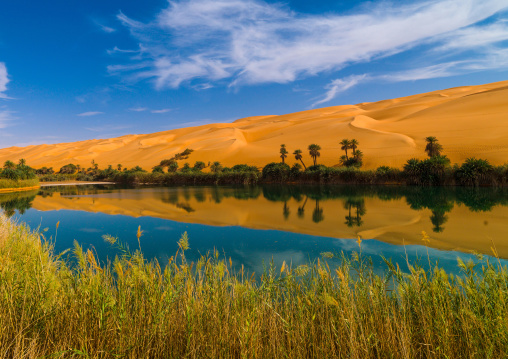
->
xmin=94 ymin=163 xmax=99 ymax=170
xmin=424 ymin=136 xmax=443 ymax=158
xmin=352 ymin=149 xmax=363 ymax=160
xmin=3 ymin=160 xmax=15 ymax=170
xmin=76 ymin=164 xmax=81 ymax=172
xmin=308 ymin=144 xmax=321 ymax=166
xmin=293 ymin=149 xmax=306 ymax=169
xmin=18 ymin=158 xmax=26 ymax=166
xmin=117 ymin=164 xmax=122 ymax=171
xmin=280 ymin=144 xmax=288 ymax=164
xmin=350 ymin=139 xmax=359 ymax=153
xmin=340 ymin=139 xmax=351 ymax=160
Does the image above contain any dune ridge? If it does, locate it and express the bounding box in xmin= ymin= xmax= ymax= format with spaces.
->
xmin=1 ymin=80 xmax=508 ymax=170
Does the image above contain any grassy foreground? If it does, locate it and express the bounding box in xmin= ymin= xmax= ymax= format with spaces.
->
xmin=1 ymin=216 xmax=507 ymax=358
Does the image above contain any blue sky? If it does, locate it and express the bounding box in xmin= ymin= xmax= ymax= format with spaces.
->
xmin=1 ymin=0 xmax=507 ymax=147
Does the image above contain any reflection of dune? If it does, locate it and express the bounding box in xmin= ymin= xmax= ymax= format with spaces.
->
xmin=30 ymin=188 xmax=508 ymax=258
xmin=1 ymin=80 xmax=508 ymax=170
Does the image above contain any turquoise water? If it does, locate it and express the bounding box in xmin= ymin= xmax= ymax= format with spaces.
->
xmin=3 ymin=184 xmax=508 ymax=275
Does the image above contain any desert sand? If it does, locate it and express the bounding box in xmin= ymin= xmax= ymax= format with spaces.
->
xmin=1 ymin=80 xmax=508 ymax=170
xmin=30 ymin=187 xmax=508 ymax=258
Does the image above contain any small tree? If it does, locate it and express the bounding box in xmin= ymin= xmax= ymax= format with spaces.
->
xmin=339 ymin=139 xmax=351 ymax=160
xmin=117 ymin=164 xmax=122 ymax=171
xmin=280 ymin=144 xmax=288 ymax=164
xmin=424 ymin=136 xmax=443 ymax=158
xmin=210 ymin=161 xmax=223 ymax=173
xmin=308 ymin=144 xmax=321 ymax=166
xmin=3 ymin=160 xmax=15 ymax=170
xmin=193 ymin=161 xmax=206 ymax=171
xmin=18 ymin=158 xmax=26 ymax=166
xmin=168 ymin=162 xmax=179 ymax=173
xmin=293 ymin=149 xmax=306 ymax=170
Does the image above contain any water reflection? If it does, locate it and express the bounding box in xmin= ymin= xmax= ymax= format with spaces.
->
xmin=2 ymin=184 xmax=508 ymax=259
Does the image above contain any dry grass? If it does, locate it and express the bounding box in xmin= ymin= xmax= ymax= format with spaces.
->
xmin=0 ymin=214 xmax=507 ymax=358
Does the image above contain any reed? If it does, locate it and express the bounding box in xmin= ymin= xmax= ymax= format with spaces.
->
xmin=1 ymin=215 xmax=507 ymax=358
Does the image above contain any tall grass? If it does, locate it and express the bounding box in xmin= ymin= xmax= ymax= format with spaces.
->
xmin=0 ymin=178 xmax=39 ymax=190
xmin=1 ymin=215 xmax=507 ymax=358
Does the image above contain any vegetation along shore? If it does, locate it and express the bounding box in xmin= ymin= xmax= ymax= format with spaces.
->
xmin=0 ymin=215 xmax=507 ymax=358
xmin=8 ymin=137 xmax=505 ymax=187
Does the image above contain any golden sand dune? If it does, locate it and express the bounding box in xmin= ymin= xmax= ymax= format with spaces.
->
xmin=1 ymin=80 xmax=508 ymax=170
xmin=30 ymin=187 xmax=508 ymax=258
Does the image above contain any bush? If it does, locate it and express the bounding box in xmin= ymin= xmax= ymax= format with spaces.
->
xmin=262 ymin=163 xmax=291 ymax=182
xmin=455 ymin=158 xmax=494 ymax=186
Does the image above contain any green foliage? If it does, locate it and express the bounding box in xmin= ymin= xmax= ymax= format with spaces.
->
xmin=403 ymin=156 xmax=451 ymax=186
xmin=307 ymin=144 xmax=321 ymax=166
xmin=279 ymin=144 xmax=288 ymax=164
xmin=455 ymin=158 xmax=495 ymax=186
xmin=424 ymin=136 xmax=443 ymax=158
xmin=152 ymin=166 xmax=164 ymax=174
xmin=262 ymin=162 xmax=291 ymax=182
xmin=231 ymin=164 xmax=259 ymax=173
xmin=193 ymin=161 xmax=206 ymax=171
xmin=210 ymin=161 xmax=222 ymax=173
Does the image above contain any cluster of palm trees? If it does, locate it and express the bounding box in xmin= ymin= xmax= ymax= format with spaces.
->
xmin=281 ymin=141 xmax=363 ymax=168
xmin=339 ymin=139 xmax=363 ymax=167
xmin=280 ymin=144 xmax=321 ymax=168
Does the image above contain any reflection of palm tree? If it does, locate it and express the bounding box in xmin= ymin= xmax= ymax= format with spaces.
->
xmin=312 ymin=199 xmax=324 ymax=223
xmin=344 ymin=198 xmax=366 ymax=227
xmin=430 ymin=210 xmax=448 ymax=233
xmin=297 ymin=196 xmax=308 ymax=218
xmin=283 ymin=201 xmax=290 ymax=220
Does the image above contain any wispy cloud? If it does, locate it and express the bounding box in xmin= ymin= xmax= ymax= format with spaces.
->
xmin=93 ymin=19 xmax=116 ymax=33
xmin=128 ymin=107 xmax=148 ymax=112
xmin=77 ymin=111 xmax=104 ymax=117
xmin=0 ymin=62 xmax=10 ymax=99
xmin=151 ymin=108 xmax=171 ymax=113
xmin=0 ymin=109 xmax=15 ymax=129
xmin=312 ymin=75 xmax=368 ymax=107
xmin=111 ymin=0 xmax=508 ymax=91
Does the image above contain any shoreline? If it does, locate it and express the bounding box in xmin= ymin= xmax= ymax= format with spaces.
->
xmin=40 ymin=181 xmax=115 ymax=187
xmin=0 ymin=185 xmax=40 ymax=193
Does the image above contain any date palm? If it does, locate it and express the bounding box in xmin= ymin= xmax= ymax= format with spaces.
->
xmin=340 ymin=139 xmax=351 ymax=160
xmin=425 ymin=136 xmax=443 ymax=158
xmin=293 ymin=149 xmax=306 ymax=169
xmin=280 ymin=144 xmax=288 ymax=164
xmin=18 ymin=158 xmax=26 ymax=166
xmin=308 ymin=144 xmax=321 ymax=166
xmin=350 ymin=139 xmax=359 ymax=152
xmin=117 ymin=164 xmax=122 ymax=171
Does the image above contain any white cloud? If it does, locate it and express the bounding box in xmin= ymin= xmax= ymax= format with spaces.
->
xmin=77 ymin=111 xmax=104 ymax=117
xmin=151 ymin=108 xmax=171 ymax=113
xmin=312 ymin=75 xmax=368 ymax=107
xmin=129 ymin=107 xmax=148 ymax=112
xmin=93 ymin=19 xmax=116 ymax=33
xmin=112 ymin=0 xmax=508 ymax=90
xmin=0 ymin=62 xmax=10 ymax=99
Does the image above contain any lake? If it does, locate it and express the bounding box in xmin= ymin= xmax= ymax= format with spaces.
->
xmin=3 ymin=184 xmax=508 ymax=274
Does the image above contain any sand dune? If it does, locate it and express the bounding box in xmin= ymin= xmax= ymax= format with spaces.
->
xmin=1 ymin=80 xmax=508 ymax=170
